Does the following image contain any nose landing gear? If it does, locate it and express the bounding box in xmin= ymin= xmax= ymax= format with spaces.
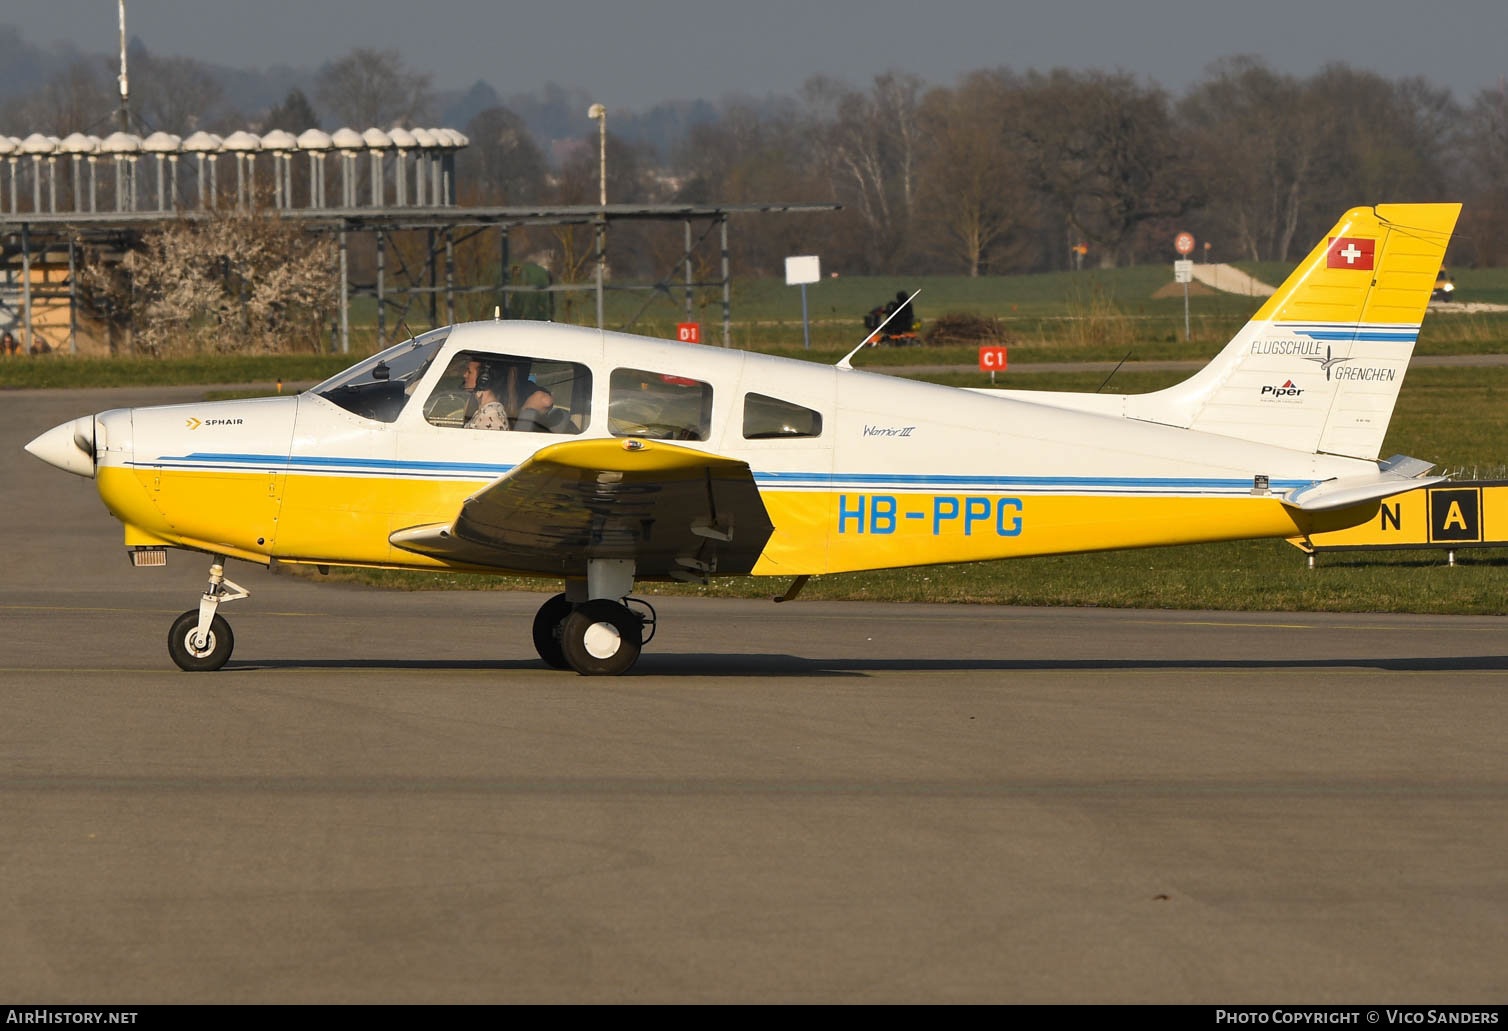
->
xmin=168 ymin=555 xmax=248 ymax=672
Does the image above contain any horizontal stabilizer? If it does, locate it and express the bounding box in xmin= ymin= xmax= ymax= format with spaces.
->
xmin=1281 ymin=455 xmax=1443 ymax=512
xmin=1377 ymin=453 xmax=1436 ymax=478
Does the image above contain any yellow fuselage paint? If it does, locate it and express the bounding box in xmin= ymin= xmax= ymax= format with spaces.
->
xmin=102 ymin=465 xmax=1373 ymax=578
xmin=751 ymin=491 xmax=1370 ymax=574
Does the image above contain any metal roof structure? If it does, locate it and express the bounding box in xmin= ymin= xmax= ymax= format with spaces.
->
xmin=0 ymin=201 xmax=838 ymax=229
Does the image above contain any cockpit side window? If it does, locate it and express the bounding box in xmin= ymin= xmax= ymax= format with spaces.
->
xmin=609 ymin=368 xmax=713 ymax=441
xmin=310 ymin=329 xmax=448 ymax=423
xmin=423 ymin=350 xmax=591 ymax=433
xmin=742 ymin=393 xmax=823 ymax=439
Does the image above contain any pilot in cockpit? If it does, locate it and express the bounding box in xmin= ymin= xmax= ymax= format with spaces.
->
xmin=462 ymin=359 xmax=510 ymax=430
xmin=461 ymin=357 xmax=556 ymax=431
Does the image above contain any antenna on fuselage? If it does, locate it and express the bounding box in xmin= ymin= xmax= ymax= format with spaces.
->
xmin=836 ymin=289 xmax=920 ymax=371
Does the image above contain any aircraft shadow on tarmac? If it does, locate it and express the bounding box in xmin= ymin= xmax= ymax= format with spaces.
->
xmin=224 ymin=653 xmax=1508 ymax=677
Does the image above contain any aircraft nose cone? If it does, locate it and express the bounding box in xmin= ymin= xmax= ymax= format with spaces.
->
xmin=24 ymin=416 xmax=96 ymax=478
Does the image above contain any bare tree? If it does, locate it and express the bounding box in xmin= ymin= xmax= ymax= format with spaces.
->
xmin=1016 ymin=70 xmax=1191 ymax=267
xmin=261 ymin=89 xmax=320 ymax=133
xmin=1180 ymin=57 xmax=1319 ymax=261
xmin=1 ymin=58 xmax=112 ymax=135
xmin=315 ymin=48 xmax=432 ymax=128
xmin=133 ymin=51 xmax=236 ymax=132
xmin=672 ymin=98 xmax=836 ymax=276
xmin=916 ymin=72 xmax=1037 ymax=275
xmin=1456 ymin=83 xmax=1508 ymax=265
xmin=802 ymin=71 xmax=923 ymax=268
xmin=460 ymin=106 xmax=548 ymax=205
xmin=1304 ymin=65 xmax=1457 ymax=209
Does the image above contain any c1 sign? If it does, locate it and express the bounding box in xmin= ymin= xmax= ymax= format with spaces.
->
xmin=978 ymin=345 xmax=1008 ymax=372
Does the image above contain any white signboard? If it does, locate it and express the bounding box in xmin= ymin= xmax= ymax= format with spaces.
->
xmin=1174 ymin=260 xmax=1194 ymax=284
xmin=785 ymin=255 xmax=821 ymax=286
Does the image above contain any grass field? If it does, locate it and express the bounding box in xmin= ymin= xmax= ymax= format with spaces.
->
xmin=0 ymin=353 xmax=355 ymax=390
xmin=539 ymin=263 xmax=1508 ymax=359
xmin=8 ymin=262 xmax=1508 ymax=388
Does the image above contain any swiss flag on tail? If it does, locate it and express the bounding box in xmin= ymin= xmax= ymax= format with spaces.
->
xmin=1327 ymin=236 xmax=1376 ymax=270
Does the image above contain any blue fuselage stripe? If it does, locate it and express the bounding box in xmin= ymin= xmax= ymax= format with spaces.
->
xmin=139 ymin=451 xmax=1314 ymax=493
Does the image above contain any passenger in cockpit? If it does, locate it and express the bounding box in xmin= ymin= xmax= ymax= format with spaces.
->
xmin=462 ymin=359 xmax=510 ymax=430
xmin=501 ymin=362 xmax=556 ymax=431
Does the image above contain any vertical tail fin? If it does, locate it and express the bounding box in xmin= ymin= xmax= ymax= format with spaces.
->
xmin=1125 ymin=203 xmax=1460 ymax=460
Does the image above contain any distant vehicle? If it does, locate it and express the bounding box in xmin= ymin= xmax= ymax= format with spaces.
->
xmin=1433 ymin=268 xmax=1456 ymax=301
xmin=862 ymin=291 xmax=920 ymax=346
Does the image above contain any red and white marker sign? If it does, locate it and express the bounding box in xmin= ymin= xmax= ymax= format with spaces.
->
xmin=1326 ymin=236 xmax=1375 ymax=270
xmin=1175 ymin=231 xmax=1195 ymax=255
xmin=979 ymin=345 xmax=1008 ymax=372
xmin=676 ymin=322 xmax=701 ymax=344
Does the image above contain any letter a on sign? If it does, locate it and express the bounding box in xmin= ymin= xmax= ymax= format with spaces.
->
xmin=1428 ymin=487 xmax=1481 ymax=543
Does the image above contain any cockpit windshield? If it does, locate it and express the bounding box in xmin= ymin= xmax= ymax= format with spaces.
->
xmin=309 ymin=329 xmax=449 ymax=423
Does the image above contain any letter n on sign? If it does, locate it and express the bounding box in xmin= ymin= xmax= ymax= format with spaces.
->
xmin=677 ymin=323 xmax=701 ymax=344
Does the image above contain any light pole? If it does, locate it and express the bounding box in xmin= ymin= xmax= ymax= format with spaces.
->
xmin=117 ymin=1 xmax=130 ymax=132
xmin=588 ymin=103 xmax=606 ymax=329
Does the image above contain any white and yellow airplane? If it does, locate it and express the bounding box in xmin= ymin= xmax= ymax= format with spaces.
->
xmin=26 ymin=203 xmax=1458 ymax=674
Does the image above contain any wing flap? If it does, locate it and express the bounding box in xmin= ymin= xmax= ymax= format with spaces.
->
xmin=390 ymin=438 xmax=774 ymax=578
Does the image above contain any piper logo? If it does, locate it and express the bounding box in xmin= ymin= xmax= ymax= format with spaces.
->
xmin=1261 ymin=380 xmax=1304 ymax=398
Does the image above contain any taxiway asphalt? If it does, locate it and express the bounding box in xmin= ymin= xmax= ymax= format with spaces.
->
xmin=2 ymin=387 xmax=1505 ymax=1003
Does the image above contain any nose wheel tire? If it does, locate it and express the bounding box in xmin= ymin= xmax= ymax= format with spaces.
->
xmin=561 ymin=599 xmax=643 ymax=676
xmin=531 ymin=593 xmax=574 ymax=669
xmin=168 ymin=610 xmax=234 ymax=672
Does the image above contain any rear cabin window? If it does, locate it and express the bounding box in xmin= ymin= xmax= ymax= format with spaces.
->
xmin=423 ymin=350 xmax=591 ymax=433
xmin=609 ymin=368 xmax=713 ymax=441
xmin=742 ymin=393 xmax=823 ymax=439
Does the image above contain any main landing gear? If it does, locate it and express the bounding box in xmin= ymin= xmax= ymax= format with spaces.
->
xmin=531 ymin=559 xmax=656 ymax=676
xmin=167 ymin=555 xmax=247 ymax=672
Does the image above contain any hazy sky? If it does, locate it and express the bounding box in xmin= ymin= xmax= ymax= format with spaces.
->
xmin=14 ymin=0 xmax=1508 ymax=109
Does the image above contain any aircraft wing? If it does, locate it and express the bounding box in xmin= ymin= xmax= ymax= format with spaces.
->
xmin=389 ymin=437 xmax=775 ymax=579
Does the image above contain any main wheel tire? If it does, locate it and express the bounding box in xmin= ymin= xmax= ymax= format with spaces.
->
xmin=531 ymin=593 xmax=574 ymax=669
xmin=168 ymin=609 xmax=234 ymax=672
xmin=561 ymin=599 xmax=643 ymax=676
